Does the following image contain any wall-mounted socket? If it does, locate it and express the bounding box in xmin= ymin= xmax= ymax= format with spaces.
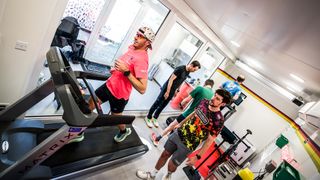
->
xmin=15 ymin=40 xmax=28 ymax=51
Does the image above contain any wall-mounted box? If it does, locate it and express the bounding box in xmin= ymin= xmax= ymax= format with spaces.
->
xmin=299 ymin=101 xmax=320 ymax=128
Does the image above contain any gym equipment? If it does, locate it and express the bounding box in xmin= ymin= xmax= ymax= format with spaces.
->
xmin=0 ymin=103 xmax=7 ymax=112
xmin=276 ymin=134 xmax=289 ymax=149
xmin=230 ymin=133 xmax=256 ymax=166
xmin=273 ymin=160 xmax=302 ymax=180
xmin=166 ymin=116 xmax=178 ymax=126
xmin=183 ymin=127 xmax=238 ymax=180
xmin=206 ymin=129 xmax=253 ymax=179
xmin=222 ymin=104 xmax=237 ymax=120
xmin=0 ymin=47 xmax=148 ymax=179
xmin=233 ymin=92 xmax=247 ymax=106
xmin=221 ymin=92 xmax=247 ymax=120
xmin=50 ymin=16 xmax=86 ymax=109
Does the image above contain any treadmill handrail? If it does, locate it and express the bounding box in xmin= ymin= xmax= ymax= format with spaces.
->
xmin=0 ymin=124 xmax=86 ymax=180
xmin=81 ymin=77 xmax=103 ymax=114
xmin=47 ymin=47 xmax=98 ymax=126
xmin=56 ymin=85 xmax=98 ymax=126
xmin=0 ymin=80 xmax=54 ymax=121
xmin=47 ymin=47 xmax=97 ymax=126
xmin=46 ymin=48 xmax=135 ymax=127
xmin=74 ymin=71 xmax=110 ymax=81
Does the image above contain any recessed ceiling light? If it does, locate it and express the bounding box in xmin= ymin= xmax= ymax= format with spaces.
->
xmin=231 ymin=41 xmax=240 ymax=47
xmin=248 ymin=60 xmax=262 ymax=69
xmin=286 ymin=86 xmax=296 ymax=93
xmin=287 ymin=82 xmax=303 ymax=92
xmin=290 ymin=74 xmax=304 ymax=83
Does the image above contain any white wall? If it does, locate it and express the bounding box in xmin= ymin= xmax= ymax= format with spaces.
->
xmin=161 ymin=0 xmax=235 ymax=60
xmin=249 ymin=127 xmax=319 ymax=179
xmin=211 ymin=71 xmax=289 ymax=152
xmin=211 ymin=63 xmax=319 ymax=178
xmin=222 ymin=61 xmax=300 ymax=119
xmin=0 ymin=0 xmax=6 ymax=22
xmin=0 ymin=0 xmax=7 ymax=45
xmin=0 ymin=0 xmax=68 ymax=104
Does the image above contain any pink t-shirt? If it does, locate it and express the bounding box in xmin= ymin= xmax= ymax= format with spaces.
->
xmin=106 ymin=45 xmax=149 ymax=100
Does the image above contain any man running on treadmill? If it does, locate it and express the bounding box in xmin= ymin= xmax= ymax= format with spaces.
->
xmin=70 ymin=27 xmax=155 ymax=143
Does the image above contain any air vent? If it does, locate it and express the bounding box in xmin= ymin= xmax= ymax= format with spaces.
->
xmin=292 ymin=97 xmax=304 ymax=106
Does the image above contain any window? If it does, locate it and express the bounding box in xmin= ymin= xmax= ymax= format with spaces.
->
xmin=84 ymin=0 xmax=169 ymax=66
xmin=192 ymin=46 xmax=225 ymax=85
xmin=63 ymin=0 xmax=108 ymax=42
xmin=33 ymin=0 xmax=169 ymax=115
xmin=153 ymin=23 xmax=203 ymax=85
xmin=85 ymin=0 xmax=141 ymax=65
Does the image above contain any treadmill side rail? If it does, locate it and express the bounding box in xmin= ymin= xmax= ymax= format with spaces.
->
xmin=0 ymin=80 xmax=54 ymax=121
xmin=0 ymin=125 xmax=86 ymax=180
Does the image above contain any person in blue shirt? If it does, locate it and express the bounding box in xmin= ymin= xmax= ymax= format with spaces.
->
xmin=221 ymin=75 xmax=245 ymax=100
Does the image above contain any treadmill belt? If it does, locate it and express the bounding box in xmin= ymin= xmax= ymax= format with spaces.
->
xmin=40 ymin=125 xmax=144 ymax=167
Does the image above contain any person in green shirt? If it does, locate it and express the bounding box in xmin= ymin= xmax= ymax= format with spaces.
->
xmin=150 ymin=79 xmax=214 ymax=146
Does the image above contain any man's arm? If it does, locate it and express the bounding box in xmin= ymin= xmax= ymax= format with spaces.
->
xmin=185 ymin=133 xmax=215 ymax=166
xmin=180 ymin=95 xmax=193 ymax=109
xmin=127 ymin=76 xmax=147 ymax=94
xmin=233 ymin=94 xmax=239 ymax=101
xmin=180 ymin=86 xmax=200 ymax=108
xmin=177 ymin=111 xmax=195 ymax=128
xmin=233 ymin=89 xmax=242 ymax=100
xmin=164 ymin=74 xmax=177 ymax=99
xmin=220 ymin=81 xmax=228 ymax=89
xmin=114 ymin=59 xmax=147 ymax=94
xmin=196 ymin=134 xmax=215 ymax=158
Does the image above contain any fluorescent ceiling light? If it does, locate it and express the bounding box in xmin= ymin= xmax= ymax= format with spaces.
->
xmin=290 ymin=74 xmax=304 ymax=83
xmin=273 ymin=85 xmax=296 ymax=100
xmin=231 ymin=41 xmax=240 ymax=47
xmin=235 ymin=60 xmax=296 ymax=100
xmin=235 ymin=60 xmax=260 ymax=77
xmin=286 ymin=82 xmax=303 ymax=92
xmin=286 ymin=86 xmax=296 ymax=93
xmin=248 ymin=60 xmax=263 ymax=69
xmin=242 ymin=55 xmax=263 ymax=69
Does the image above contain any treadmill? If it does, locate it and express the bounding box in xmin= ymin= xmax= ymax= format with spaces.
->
xmin=0 ymin=47 xmax=148 ymax=179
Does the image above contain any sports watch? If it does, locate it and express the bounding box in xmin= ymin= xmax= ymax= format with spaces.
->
xmin=123 ymin=70 xmax=130 ymax=77
xmin=196 ymin=154 xmax=201 ymax=160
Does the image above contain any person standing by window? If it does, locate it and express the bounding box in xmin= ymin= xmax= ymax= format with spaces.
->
xmin=145 ymin=61 xmax=201 ymax=128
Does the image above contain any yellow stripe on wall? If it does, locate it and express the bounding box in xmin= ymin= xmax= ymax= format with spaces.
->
xmin=217 ymin=69 xmax=320 ymax=171
xmin=296 ymin=131 xmax=320 ymax=171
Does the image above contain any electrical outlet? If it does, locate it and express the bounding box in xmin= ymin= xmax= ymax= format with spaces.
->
xmin=15 ymin=40 xmax=28 ymax=51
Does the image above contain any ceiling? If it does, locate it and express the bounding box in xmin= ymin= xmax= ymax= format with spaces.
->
xmin=184 ymin=0 xmax=320 ymax=101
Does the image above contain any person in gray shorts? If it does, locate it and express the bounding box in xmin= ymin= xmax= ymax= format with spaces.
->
xmin=136 ymin=89 xmax=231 ymax=180
xmin=164 ymin=131 xmax=191 ymax=166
